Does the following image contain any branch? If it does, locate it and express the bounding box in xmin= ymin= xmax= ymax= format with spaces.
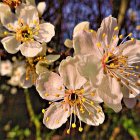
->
xmin=24 ymin=89 xmax=41 ymax=140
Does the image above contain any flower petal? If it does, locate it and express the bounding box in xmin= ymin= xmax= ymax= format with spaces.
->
xmin=36 ymin=71 xmax=65 ymax=101
xmin=97 ymin=76 xmax=123 ymax=112
xmin=0 ymin=3 xmax=18 ymax=31
xmin=20 ymin=73 xmax=34 ymax=88
xmin=64 ymin=39 xmax=73 ymax=48
xmin=73 ymin=21 xmax=90 ymax=36
xmin=43 ymin=102 xmax=70 ymax=129
xmin=97 ymin=15 xmax=119 ymax=50
xmin=35 ymin=61 xmax=49 ymax=75
xmin=1 ymin=36 xmax=20 ymax=54
xmin=123 ymin=98 xmax=137 ymax=109
xmin=34 ymin=23 xmax=55 ymax=43
xmin=59 ymin=56 xmax=87 ymax=90
xmin=83 ymin=82 xmax=103 ymax=103
xmin=18 ymin=5 xmax=39 ymax=27
xmin=19 ymin=41 xmax=42 ymax=57
xmin=46 ymin=54 xmax=60 ymax=64
xmin=77 ymin=102 xmax=105 ymax=126
xmin=122 ymin=40 xmax=140 ymax=57
xmin=77 ymin=54 xmax=103 ymax=88
xmin=73 ymin=30 xmax=97 ymax=56
xmin=37 ymin=2 xmax=46 ymax=16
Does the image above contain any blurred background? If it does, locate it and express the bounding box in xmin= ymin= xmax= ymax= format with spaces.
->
xmin=0 ymin=0 xmax=140 ymax=140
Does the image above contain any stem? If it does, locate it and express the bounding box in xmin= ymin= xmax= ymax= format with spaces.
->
xmin=24 ymin=89 xmax=41 ymax=140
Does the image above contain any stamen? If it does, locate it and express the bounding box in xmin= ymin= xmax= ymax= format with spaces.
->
xmin=114 ymin=26 xmax=119 ymax=31
xmin=42 ymin=109 xmax=46 ymax=114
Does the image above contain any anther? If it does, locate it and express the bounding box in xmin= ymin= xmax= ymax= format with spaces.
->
xmin=46 ymin=117 xmax=49 ymax=122
xmin=82 ymin=98 xmax=86 ymax=102
xmin=67 ymin=129 xmax=70 ymax=134
xmin=119 ymin=35 xmax=123 ymax=39
xmin=128 ymin=33 xmax=132 ymax=37
xmin=96 ymin=42 xmax=101 ymax=47
xmin=45 ymin=93 xmax=49 ymax=97
xmin=102 ymin=33 xmax=106 ymax=38
xmin=55 ymin=94 xmax=60 ymax=97
xmin=79 ymin=127 xmax=83 ymax=132
xmin=42 ymin=109 xmax=45 ymax=114
xmin=72 ymin=123 xmax=76 ymax=128
xmin=114 ymin=26 xmax=119 ymax=31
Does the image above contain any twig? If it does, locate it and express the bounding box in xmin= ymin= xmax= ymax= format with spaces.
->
xmin=24 ymin=89 xmax=41 ymax=140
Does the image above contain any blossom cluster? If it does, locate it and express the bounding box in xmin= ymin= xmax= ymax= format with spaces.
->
xmin=0 ymin=0 xmax=140 ymax=134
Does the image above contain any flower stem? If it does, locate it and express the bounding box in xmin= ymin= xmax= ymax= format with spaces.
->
xmin=24 ymin=89 xmax=41 ymax=140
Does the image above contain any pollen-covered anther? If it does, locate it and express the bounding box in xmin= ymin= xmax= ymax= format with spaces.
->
xmin=128 ymin=33 xmax=133 ymax=37
xmin=90 ymin=92 xmax=95 ymax=96
xmin=114 ymin=26 xmax=119 ymax=31
xmin=102 ymin=33 xmax=106 ymax=38
xmin=81 ymin=98 xmax=86 ymax=102
xmin=3 ymin=31 xmax=8 ymax=36
xmin=79 ymin=127 xmax=83 ymax=132
xmin=58 ymin=86 xmax=63 ymax=90
xmin=136 ymin=66 xmax=139 ymax=69
xmin=45 ymin=93 xmax=49 ymax=97
xmin=90 ymin=101 xmax=94 ymax=105
xmin=42 ymin=109 xmax=45 ymax=114
xmin=113 ymin=35 xmax=117 ymax=40
xmin=67 ymin=129 xmax=70 ymax=134
xmin=55 ymin=94 xmax=60 ymax=97
xmin=46 ymin=117 xmax=49 ymax=122
xmin=72 ymin=123 xmax=76 ymax=128
xmin=131 ymin=38 xmax=135 ymax=42
xmin=97 ymin=109 xmax=101 ymax=113
xmin=119 ymin=35 xmax=123 ymax=39
xmin=56 ymin=120 xmax=59 ymax=124
xmin=117 ymin=78 xmax=121 ymax=81
xmin=89 ymin=112 xmax=92 ymax=116
xmin=96 ymin=42 xmax=101 ymax=47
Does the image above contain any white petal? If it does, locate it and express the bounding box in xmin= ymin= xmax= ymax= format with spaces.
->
xmin=77 ymin=103 xmax=105 ymax=126
xmin=123 ymin=98 xmax=137 ymax=109
xmin=64 ymin=39 xmax=73 ymax=48
xmin=97 ymin=76 xmax=123 ymax=112
xmin=46 ymin=54 xmax=60 ymax=64
xmin=35 ymin=61 xmax=49 ymax=75
xmin=0 ymin=3 xmax=11 ymax=14
xmin=78 ymin=54 xmax=103 ymax=88
xmin=73 ymin=30 xmax=97 ymax=56
xmin=19 ymin=41 xmax=42 ymax=57
xmin=0 ymin=3 xmax=18 ymax=31
xmin=73 ymin=21 xmax=90 ymax=36
xmin=36 ymin=71 xmax=65 ymax=101
xmin=37 ymin=2 xmax=46 ymax=16
xmin=83 ymin=82 xmax=103 ymax=103
xmin=34 ymin=23 xmax=55 ymax=43
xmin=59 ymin=56 xmax=87 ymax=90
xmin=1 ymin=36 xmax=20 ymax=54
xmin=20 ymin=73 xmax=35 ymax=88
xmin=18 ymin=5 xmax=39 ymax=27
xmin=43 ymin=102 xmax=70 ymax=129
xmin=97 ymin=15 xmax=119 ymax=50
xmin=122 ymin=40 xmax=140 ymax=57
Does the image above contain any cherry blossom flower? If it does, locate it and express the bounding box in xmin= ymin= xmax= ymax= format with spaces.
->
xmin=0 ymin=60 xmax=13 ymax=76
xmin=36 ymin=56 xmax=104 ymax=133
xmin=21 ymin=44 xmax=60 ymax=88
xmin=8 ymin=65 xmax=25 ymax=86
xmin=66 ymin=15 xmax=140 ymax=112
xmin=0 ymin=3 xmax=55 ymax=57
